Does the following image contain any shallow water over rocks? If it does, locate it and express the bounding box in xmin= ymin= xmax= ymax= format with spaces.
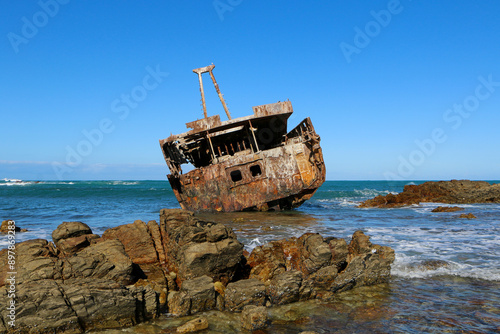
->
xmin=95 ymin=277 xmax=499 ymax=333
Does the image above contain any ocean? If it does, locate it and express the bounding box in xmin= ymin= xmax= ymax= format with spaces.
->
xmin=1 ymin=180 xmax=499 ymax=333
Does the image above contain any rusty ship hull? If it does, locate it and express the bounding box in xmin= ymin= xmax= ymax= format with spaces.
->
xmin=159 ymin=65 xmax=325 ymax=212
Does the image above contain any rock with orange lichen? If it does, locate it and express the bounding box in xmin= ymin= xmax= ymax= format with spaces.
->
xmin=247 ymin=230 xmax=394 ymax=300
xmin=359 ymin=180 xmax=500 ymax=208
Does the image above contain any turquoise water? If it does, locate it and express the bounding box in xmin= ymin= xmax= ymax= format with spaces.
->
xmin=1 ymin=180 xmax=499 ymax=332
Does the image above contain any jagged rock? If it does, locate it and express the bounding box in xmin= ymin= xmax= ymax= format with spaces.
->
xmin=0 ymin=278 xmax=160 ymax=333
xmin=147 ymin=220 xmax=167 ymax=264
xmin=267 ymin=270 xmax=302 ymax=305
xmin=0 ymin=239 xmax=58 ymax=285
xmin=176 ymin=317 xmax=209 ymax=333
xmin=431 ymin=206 xmax=464 ymax=212
xmin=241 ymin=305 xmax=268 ymax=331
xmin=181 ymin=275 xmax=216 ymax=314
xmin=61 ymin=239 xmax=134 ymax=285
xmin=348 ymin=230 xmax=372 ymax=258
xmin=214 ymin=281 xmax=226 ymax=310
xmin=4 ymin=280 xmax=83 ymax=333
xmin=248 ymin=233 xmax=341 ymax=282
xmin=57 ymin=233 xmax=100 ymax=255
xmin=247 ymin=230 xmax=394 ymax=301
xmin=159 ymin=209 xmax=244 ymax=284
xmin=301 ymin=265 xmax=338 ymax=299
xmin=0 ymin=210 xmax=396 ymax=333
xmin=60 ymin=278 xmax=142 ymax=329
xmin=300 ymin=233 xmax=332 ymax=274
xmin=459 ymin=213 xmax=477 ymax=219
xmin=331 ymin=231 xmax=395 ymax=293
xmin=168 ymin=290 xmax=191 ymax=316
xmin=52 ymin=221 xmax=92 ymax=244
xmin=102 ymin=220 xmax=166 ymax=285
xmin=103 ymin=220 xmax=158 ymax=264
xmin=327 ymin=237 xmax=348 ymax=269
xmin=225 ymin=278 xmax=266 ymax=311
xmin=246 ymin=240 xmax=288 ymax=281
xmin=359 ymin=180 xmax=500 ymax=208
xmin=134 ymin=279 xmax=168 ymax=312
xmin=0 ymin=220 xmax=27 ymax=233
xmin=0 ymin=237 xmax=133 ymax=286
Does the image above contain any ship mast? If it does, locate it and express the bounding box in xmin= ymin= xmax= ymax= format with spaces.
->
xmin=192 ymin=64 xmax=231 ymax=120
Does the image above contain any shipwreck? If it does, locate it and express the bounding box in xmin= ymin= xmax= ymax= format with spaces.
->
xmin=159 ymin=64 xmax=326 ymax=212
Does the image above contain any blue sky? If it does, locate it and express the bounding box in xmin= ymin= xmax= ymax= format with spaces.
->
xmin=1 ymin=0 xmax=499 ymax=180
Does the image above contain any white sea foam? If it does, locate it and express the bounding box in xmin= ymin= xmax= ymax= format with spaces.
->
xmin=363 ymin=221 xmax=500 ymax=282
xmin=245 ymin=237 xmax=263 ymax=252
xmin=112 ymin=181 xmax=139 ymax=185
xmin=0 ymin=181 xmax=33 ymax=186
xmin=353 ymin=188 xmax=398 ymax=197
xmin=392 ymin=253 xmax=500 ymax=281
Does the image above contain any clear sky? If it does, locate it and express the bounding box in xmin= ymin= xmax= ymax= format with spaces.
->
xmin=1 ymin=0 xmax=499 ymax=180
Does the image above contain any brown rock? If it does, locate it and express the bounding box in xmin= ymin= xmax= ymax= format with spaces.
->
xmin=159 ymin=209 xmax=244 ymax=284
xmin=61 ymin=278 xmax=144 ymax=329
xmin=57 ymin=233 xmax=100 ymax=255
xmin=0 ymin=239 xmax=59 ymax=286
xmin=0 ymin=220 xmax=27 ymax=233
xmin=147 ymin=220 xmax=167 ymax=264
xmin=52 ymin=221 xmax=92 ymax=244
xmin=241 ymin=305 xmax=268 ymax=331
xmin=4 ymin=280 xmax=83 ymax=333
xmin=359 ymin=180 xmax=500 ymax=208
xmin=331 ymin=232 xmax=394 ymax=293
xmin=181 ymin=275 xmax=216 ymax=314
xmin=2 ymin=277 xmax=160 ymax=333
xmin=459 ymin=213 xmax=477 ymax=219
xmin=327 ymin=237 xmax=348 ymax=269
xmin=103 ymin=220 xmax=158 ymax=265
xmin=61 ymin=239 xmax=135 ymax=285
xmin=247 ymin=241 xmax=287 ymax=282
xmin=225 ymin=278 xmax=266 ymax=311
xmin=247 ymin=234 xmax=334 ymax=282
xmin=176 ymin=317 xmax=209 ymax=333
xmin=102 ymin=220 xmax=166 ymax=285
xmin=267 ymin=270 xmax=302 ymax=305
xmin=0 ymin=211 xmax=397 ymax=333
xmin=134 ymin=279 xmax=168 ymax=312
xmin=214 ymin=281 xmax=225 ymax=296
xmin=348 ymin=230 xmax=373 ymax=257
xmin=168 ymin=290 xmax=192 ymax=316
xmin=432 ymin=206 xmax=464 ymax=212
xmin=299 ymin=233 xmax=332 ymax=274
xmin=302 ymin=265 xmax=338 ymax=299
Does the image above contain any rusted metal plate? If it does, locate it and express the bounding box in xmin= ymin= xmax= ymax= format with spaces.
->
xmin=159 ymin=65 xmax=325 ymax=212
xmin=252 ymin=101 xmax=293 ymax=117
xmin=186 ymin=115 xmax=221 ymax=132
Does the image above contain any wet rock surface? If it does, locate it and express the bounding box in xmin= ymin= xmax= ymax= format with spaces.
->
xmin=241 ymin=305 xmax=268 ymax=330
xmin=0 ymin=220 xmax=27 ymax=233
xmin=0 ymin=209 xmax=395 ymax=333
xmin=359 ymin=180 xmax=500 ymax=208
xmin=176 ymin=316 xmax=208 ymax=333
xmin=431 ymin=206 xmax=464 ymax=212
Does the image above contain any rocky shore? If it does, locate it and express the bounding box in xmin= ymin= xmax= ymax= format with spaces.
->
xmin=359 ymin=180 xmax=500 ymax=208
xmin=0 ymin=209 xmax=394 ymax=333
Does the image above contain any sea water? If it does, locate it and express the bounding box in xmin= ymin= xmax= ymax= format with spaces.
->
xmin=1 ymin=180 xmax=499 ymax=333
